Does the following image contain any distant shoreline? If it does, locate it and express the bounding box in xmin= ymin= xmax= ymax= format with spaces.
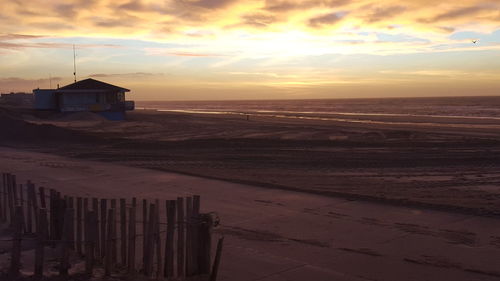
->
xmin=133 ymin=94 xmax=500 ymax=103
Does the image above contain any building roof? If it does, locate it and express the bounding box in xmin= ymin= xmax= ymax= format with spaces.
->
xmin=58 ymin=78 xmax=130 ymax=92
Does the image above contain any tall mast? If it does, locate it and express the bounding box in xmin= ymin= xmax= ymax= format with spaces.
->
xmin=73 ymin=44 xmax=77 ymax=83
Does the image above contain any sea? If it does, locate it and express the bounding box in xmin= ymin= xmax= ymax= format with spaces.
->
xmin=135 ymin=96 xmax=500 ymax=127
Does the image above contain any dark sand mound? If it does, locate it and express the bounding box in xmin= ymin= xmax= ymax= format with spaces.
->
xmin=57 ymin=111 xmax=108 ymax=122
xmin=0 ymin=107 xmax=98 ymax=143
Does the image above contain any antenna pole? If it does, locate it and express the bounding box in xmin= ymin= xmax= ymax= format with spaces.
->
xmin=73 ymin=44 xmax=77 ymax=83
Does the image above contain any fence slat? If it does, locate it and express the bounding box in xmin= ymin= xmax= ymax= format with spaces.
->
xmin=200 ymin=214 xmax=213 ymax=274
xmin=34 ymin=208 xmax=48 ymax=278
xmin=155 ymin=199 xmax=162 ymax=279
xmin=144 ymin=203 xmax=156 ymax=277
xmin=56 ymin=194 xmax=65 ymax=241
xmin=209 ymin=237 xmax=225 ymax=281
xmin=10 ymin=205 xmax=23 ymax=277
xmin=165 ymin=200 xmax=176 ymax=278
xmin=30 ymin=183 xmax=39 ymax=230
xmin=19 ymin=184 xmax=26 ymax=233
xmin=49 ymin=190 xmax=55 ymax=240
xmin=85 ymin=210 xmax=96 ymax=276
xmin=177 ymin=197 xmax=185 ymax=278
xmin=100 ymin=199 xmax=107 ymax=259
xmin=76 ymin=197 xmax=83 ymax=256
xmin=83 ymin=197 xmax=88 ymax=255
xmin=7 ymin=175 xmax=14 ymax=226
xmin=26 ymin=184 xmax=33 ymax=234
xmin=192 ymin=195 xmax=201 ymax=275
xmin=142 ymin=199 xmax=148 ymax=270
xmin=92 ymin=197 xmax=100 ymax=261
xmin=3 ymin=173 xmax=8 ymax=223
xmin=185 ymin=196 xmax=193 ymax=276
xmin=111 ymin=199 xmax=117 ymax=262
xmin=12 ymin=175 xmax=18 ymax=207
xmin=120 ymin=198 xmax=127 ymax=266
xmin=0 ymin=173 xmax=4 ymax=222
xmin=60 ymin=208 xmax=74 ymax=276
xmin=39 ymin=186 xmax=46 ymax=209
xmin=128 ymin=206 xmax=136 ymax=274
xmin=105 ymin=209 xmax=115 ymax=276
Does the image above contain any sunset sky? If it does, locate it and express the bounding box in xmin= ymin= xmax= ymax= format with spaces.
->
xmin=1 ymin=0 xmax=499 ymax=100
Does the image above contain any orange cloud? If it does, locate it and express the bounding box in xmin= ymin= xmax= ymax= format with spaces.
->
xmin=1 ymin=0 xmax=498 ymax=39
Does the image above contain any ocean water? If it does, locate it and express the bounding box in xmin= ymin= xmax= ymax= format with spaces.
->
xmin=135 ymin=96 xmax=500 ymax=126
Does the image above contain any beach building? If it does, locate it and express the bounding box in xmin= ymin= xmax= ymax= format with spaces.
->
xmin=0 ymin=92 xmax=33 ymax=107
xmin=33 ymin=78 xmax=134 ymax=119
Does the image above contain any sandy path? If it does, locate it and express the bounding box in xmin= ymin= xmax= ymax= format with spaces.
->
xmin=1 ymin=147 xmax=500 ymax=281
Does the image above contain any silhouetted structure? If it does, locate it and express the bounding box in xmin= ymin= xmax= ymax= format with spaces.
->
xmin=0 ymin=92 xmax=33 ymax=107
xmin=33 ymin=78 xmax=134 ymax=120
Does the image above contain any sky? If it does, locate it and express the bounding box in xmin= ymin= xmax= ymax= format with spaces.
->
xmin=1 ymin=0 xmax=499 ymax=100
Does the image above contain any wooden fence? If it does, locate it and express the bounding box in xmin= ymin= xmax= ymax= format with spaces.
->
xmin=0 ymin=172 xmax=224 ymax=280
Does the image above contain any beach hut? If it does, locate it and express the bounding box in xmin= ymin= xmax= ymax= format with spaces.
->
xmin=33 ymin=78 xmax=134 ymax=119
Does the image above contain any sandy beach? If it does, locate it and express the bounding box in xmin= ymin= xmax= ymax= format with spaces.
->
xmin=1 ymin=147 xmax=500 ymax=281
xmin=4 ymin=107 xmax=500 ymax=216
xmin=1 ymin=106 xmax=500 ymax=280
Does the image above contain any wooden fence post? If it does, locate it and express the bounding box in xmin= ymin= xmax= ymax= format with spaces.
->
xmin=55 ymin=194 xmax=65 ymax=241
xmin=83 ymin=198 xmax=88 ymax=255
xmin=209 ymin=237 xmax=225 ymax=281
xmin=120 ymin=198 xmax=127 ymax=266
xmin=191 ymin=195 xmax=201 ymax=275
xmin=199 ymin=214 xmax=213 ymax=274
xmin=7 ymin=174 xmax=15 ymax=226
xmin=84 ymin=210 xmax=96 ymax=276
xmin=155 ymin=199 xmax=162 ymax=279
xmin=111 ymin=199 xmax=117 ymax=261
xmin=0 ymin=173 xmax=5 ymax=222
xmin=100 ymin=198 xmax=107 ymax=259
xmin=4 ymin=174 xmax=8 ymax=223
xmin=144 ymin=203 xmax=156 ymax=277
xmin=27 ymin=183 xmax=33 ymax=234
xmin=76 ymin=197 xmax=83 ymax=256
xmin=34 ymin=208 xmax=48 ymax=278
xmin=49 ymin=190 xmax=55 ymax=240
xmin=186 ymin=196 xmax=193 ymax=276
xmin=3 ymin=173 xmax=8 ymax=223
xmin=30 ymin=182 xmax=39 ymax=232
xmin=9 ymin=205 xmax=23 ymax=277
xmin=128 ymin=207 xmax=136 ymax=274
xmin=0 ymin=173 xmax=4 ymax=222
xmin=59 ymin=208 xmax=74 ymax=277
xmin=177 ymin=197 xmax=185 ymax=278
xmin=12 ymin=175 xmax=18 ymax=207
xmin=19 ymin=184 xmax=26 ymax=233
xmin=39 ymin=186 xmax=46 ymax=209
xmin=92 ymin=197 xmax=100 ymax=262
xmin=68 ymin=197 xmax=75 ymax=251
xmin=142 ymin=199 xmax=148 ymax=270
xmin=165 ymin=200 xmax=176 ymax=278
xmin=105 ymin=209 xmax=115 ymax=276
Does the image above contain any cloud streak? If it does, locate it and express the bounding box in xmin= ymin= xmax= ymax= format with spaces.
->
xmin=88 ymin=72 xmax=164 ymax=78
xmin=0 ymin=33 xmax=122 ymax=51
xmin=308 ymin=12 xmax=346 ymax=27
